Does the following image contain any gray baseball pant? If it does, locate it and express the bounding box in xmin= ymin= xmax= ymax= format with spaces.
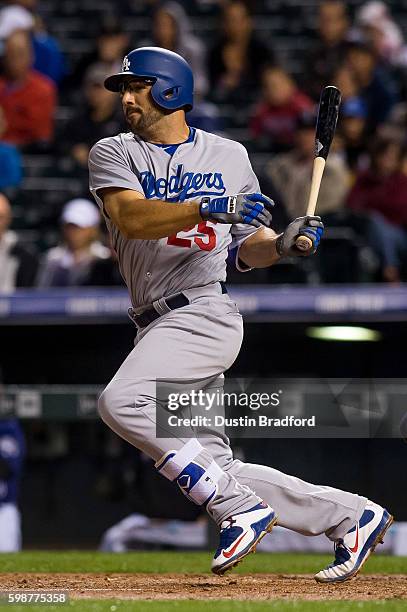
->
xmin=98 ymin=283 xmax=366 ymax=538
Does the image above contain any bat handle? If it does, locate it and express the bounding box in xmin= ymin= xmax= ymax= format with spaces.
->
xmin=295 ymin=235 xmax=313 ymax=251
xmin=295 ymin=156 xmax=326 ymax=252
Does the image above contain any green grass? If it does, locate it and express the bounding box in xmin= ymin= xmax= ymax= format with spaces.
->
xmin=0 ymin=600 xmax=406 ymax=612
xmin=0 ymin=552 xmax=405 ymax=611
xmin=0 ymin=551 xmax=405 ymax=575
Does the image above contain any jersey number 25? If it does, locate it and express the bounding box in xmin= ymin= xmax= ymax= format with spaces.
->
xmin=167 ymin=221 xmax=216 ymax=252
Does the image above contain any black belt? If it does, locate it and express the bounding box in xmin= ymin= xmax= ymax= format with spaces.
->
xmin=130 ymin=282 xmax=228 ymax=329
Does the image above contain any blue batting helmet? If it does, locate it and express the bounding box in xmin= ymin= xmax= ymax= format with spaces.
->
xmin=104 ymin=46 xmax=194 ymax=111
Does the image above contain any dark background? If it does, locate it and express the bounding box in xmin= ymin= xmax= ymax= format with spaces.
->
xmin=1 ymin=317 xmax=405 ymax=547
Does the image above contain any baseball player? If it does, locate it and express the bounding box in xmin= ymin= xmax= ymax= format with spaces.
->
xmin=88 ymin=47 xmax=392 ymax=581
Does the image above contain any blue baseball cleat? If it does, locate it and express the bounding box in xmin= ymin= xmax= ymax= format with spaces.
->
xmin=315 ymin=500 xmax=394 ymax=583
xmin=211 ymin=501 xmax=277 ymax=575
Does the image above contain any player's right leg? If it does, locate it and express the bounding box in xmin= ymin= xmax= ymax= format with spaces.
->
xmin=154 ymin=439 xmax=277 ymax=575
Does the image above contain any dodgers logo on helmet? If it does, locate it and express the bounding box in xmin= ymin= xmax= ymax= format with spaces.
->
xmin=122 ymin=56 xmax=131 ymax=72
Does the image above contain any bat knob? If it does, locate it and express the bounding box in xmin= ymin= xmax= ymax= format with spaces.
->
xmin=295 ymin=235 xmax=313 ymax=252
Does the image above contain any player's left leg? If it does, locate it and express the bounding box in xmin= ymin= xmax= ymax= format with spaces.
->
xmin=314 ymin=500 xmax=393 ymax=583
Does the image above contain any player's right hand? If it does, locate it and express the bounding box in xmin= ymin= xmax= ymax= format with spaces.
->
xmin=199 ymin=193 xmax=274 ymax=228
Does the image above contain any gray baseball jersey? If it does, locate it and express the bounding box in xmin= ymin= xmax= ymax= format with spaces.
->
xmin=88 ymin=127 xmax=259 ymax=309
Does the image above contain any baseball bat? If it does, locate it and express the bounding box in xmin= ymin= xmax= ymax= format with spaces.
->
xmin=295 ymin=85 xmax=341 ymax=251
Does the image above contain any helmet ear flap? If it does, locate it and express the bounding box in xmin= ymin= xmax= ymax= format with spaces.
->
xmin=151 ymin=80 xmax=185 ymax=110
xmin=163 ymin=86 xmax=181 ymax=101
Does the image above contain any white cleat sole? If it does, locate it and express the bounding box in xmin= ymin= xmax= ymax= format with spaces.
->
xmin=315 ymin=512 xmax=394 ymax=584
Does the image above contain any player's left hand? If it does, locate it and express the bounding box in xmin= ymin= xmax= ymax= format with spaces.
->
xmin=276 ymin=216 xmax=324 ymax=257
xmin=200 ymin=193 xmax=274 ymax=228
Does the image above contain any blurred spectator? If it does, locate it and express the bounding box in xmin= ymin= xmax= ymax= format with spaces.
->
xmin=345 ymin=42 xmax=396 ymax=128
xmin=0 ymin=1 xmax=65 ymax=84
xmin=87 ymin=246 xmax=124 ymax=287
xmin=333 ymin=63 xmax=362 ymax=103
xmin=61 ymin=64 xmax=124 ymax=170
xmin=334 ymin=65 xmax=368 ymax=171
xmin=347 ymin=135 xmax=407 ymax=282
xmin=0 ymin=193 xmax=38 ymax=291
xmin=256 ymin=173 xmax=288 ymax=235
xmin=0 ymin=3 xmax=33 ymax=41
xmin=250 ymin=65 xmax=313 ymax=153
xmin=187 ymin=98 xmax=224 ymax=134
xmin=0 ymin=418 xmax=25 ymax=552
xmin=0 ymin=30 xmax=56 ymax=148
xmin=36 ymin=198 xmax=110 ymax=287
xmin=31 ymin=14 xmax=66 ymax=85
xmin=304 ymin=1 xmax=350 ymax=101
xmin=148 ymin=2 xmax=208 ymax=97
xmin=85 ymin=234 xmax=124 ymax=287
xmin=207 ymin=0 xmax=275 ymax=105
xmin=267 ymin=112 xmax=349 ymax=219
xmin=339 ymin=97 xmax=369 ymax=173
xmin=69 ymin=18 xmax=130 ymax=93
xmin=402 ymin=149 xmax=407 ymax=178
xmin=386 ymin=103 xmax=407 ymax=150
xmin=0 ymin=108 xmax=22 ymax=189
xmin=354 ymin=1 xmax=407 ymax=67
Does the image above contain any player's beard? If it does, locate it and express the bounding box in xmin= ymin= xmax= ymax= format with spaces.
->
xmin=126 ymin=105 xmax=164 ymax=139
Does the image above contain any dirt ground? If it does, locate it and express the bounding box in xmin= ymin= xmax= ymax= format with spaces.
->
xmin=0 ymin=573 xmax=406 ymax=601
